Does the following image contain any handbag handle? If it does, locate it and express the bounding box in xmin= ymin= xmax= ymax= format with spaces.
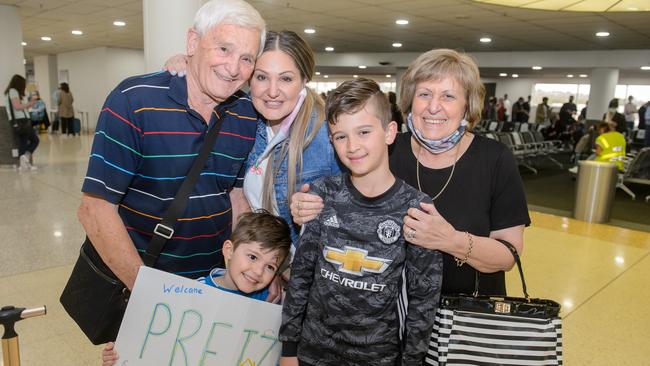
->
xmin=472 ymin=239 xmax=530 ymax=300
xmin=141 ymin=114 xmax=225 ymax=267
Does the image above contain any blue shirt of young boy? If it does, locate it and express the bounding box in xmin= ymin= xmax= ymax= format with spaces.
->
xmin=197 ymin=268 xmax=268 ymax=301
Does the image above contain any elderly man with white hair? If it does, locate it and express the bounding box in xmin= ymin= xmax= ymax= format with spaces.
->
xmin=77 ymin=0 xmax=265 ymax=291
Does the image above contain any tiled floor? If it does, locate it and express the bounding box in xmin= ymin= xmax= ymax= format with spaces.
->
xmin=1 ymin=133 xmax=649 ymax=365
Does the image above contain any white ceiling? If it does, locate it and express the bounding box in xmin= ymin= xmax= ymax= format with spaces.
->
xmin=4 ymin=0 xmax=650 ymax=77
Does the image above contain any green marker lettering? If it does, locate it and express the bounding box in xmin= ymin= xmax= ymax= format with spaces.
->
xmin=236 ymin=329 xmax=259 ymax=366
xmin=199 ymin=321 xmax=233 ymax=366
xmin=168 ymin=309 xmax=202 ymax=366
xmin=257 ymin=334 xmax=279 ymax=366
xmin=139 ymin=303 xmax=172 ymax=359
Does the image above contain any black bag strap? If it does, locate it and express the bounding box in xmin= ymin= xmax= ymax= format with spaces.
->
xmin=141 ymin=116 xmax=225 ymax=267
xmin=472 ymin=239 xmax=529 ymax=299
xmin=8 ymin=91 xmax=16 ymax=121
xmin=497 ymin=239 xmax=529 ymax=299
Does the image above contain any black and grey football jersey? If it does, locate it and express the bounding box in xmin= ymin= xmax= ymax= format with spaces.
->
xmin=281 ymin=173 xmax=443 ymax=366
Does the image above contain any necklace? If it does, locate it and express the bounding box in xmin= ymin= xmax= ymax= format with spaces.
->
xmin=416 ymin=134 xmax=463 ymax=200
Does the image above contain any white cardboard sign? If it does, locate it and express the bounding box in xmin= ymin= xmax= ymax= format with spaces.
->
xmin=114 ymin=266 xmax=281 ymax=366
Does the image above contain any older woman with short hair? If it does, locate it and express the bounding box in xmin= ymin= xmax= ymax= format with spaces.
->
xmin=292 ymin=48 xmax=530 ymax=296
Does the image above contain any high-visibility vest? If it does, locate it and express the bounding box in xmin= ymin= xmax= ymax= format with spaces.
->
xmin=595 ymin=131 xmax=626 ymax=171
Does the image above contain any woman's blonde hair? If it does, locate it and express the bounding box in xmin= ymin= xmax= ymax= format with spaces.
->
xmin=260 ymin=31 xmax=325 ymax=211
xmin=399 ymin=48 xmax=485 ymax=129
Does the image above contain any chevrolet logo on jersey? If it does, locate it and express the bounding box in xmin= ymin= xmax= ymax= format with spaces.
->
xmin=323 ymin=246 xmax=392 ymax=276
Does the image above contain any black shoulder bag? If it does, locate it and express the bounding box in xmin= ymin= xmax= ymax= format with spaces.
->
xmin=7 ymin=94 xmax=33 ymax=137
xmin=60 ymin=117 xmax=225 ymax=345
xmin=426 ymin=240 xmax=563 ymax=366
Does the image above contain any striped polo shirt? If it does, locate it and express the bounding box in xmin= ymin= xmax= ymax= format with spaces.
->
xmin=82 ymin=71 xmax=258 ymax=278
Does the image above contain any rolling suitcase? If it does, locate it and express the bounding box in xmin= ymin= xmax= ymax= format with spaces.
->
xmin=72 ymin=118 xmax=81 ymax=135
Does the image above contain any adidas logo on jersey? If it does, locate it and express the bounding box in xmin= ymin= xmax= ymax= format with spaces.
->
xmin=324 ymin=215 xmax=339 ymax=228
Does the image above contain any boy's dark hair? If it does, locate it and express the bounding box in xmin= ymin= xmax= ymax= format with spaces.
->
xmin=230 ymin=209 xmax=291 ymax=264
xmin=326 ymin=78 xmax=391 ymax=128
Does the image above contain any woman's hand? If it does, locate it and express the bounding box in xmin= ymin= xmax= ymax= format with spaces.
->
xmin=403 ymin=202 xmax=458 ymax=251
xmin=101 ymin=342 xmax=119 ymax=366
xmin=290 ymin=184 xmax=323 ymax=225
xmin=265 ymin=275 xmax=285 ymax=304
xmin=163 ymin=54 xmax=189 ymax=77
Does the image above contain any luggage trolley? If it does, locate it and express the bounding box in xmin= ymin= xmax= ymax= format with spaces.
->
xmin=1 ymin=305 xmax=47 ymax=366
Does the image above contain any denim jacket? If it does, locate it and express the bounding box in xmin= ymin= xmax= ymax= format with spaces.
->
xmin=246 ymin=110 xmax=343 ymax=247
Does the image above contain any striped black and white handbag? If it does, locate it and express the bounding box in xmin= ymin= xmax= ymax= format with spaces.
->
xmin=426 ymin=240 xmax=563 ymax=366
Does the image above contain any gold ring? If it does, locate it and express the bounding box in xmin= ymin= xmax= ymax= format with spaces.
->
xmin=297 ymin=201 xmax=301 ymax=210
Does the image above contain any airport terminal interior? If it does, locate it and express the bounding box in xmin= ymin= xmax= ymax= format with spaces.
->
xmin=1 ymin=0 xmax=650 ymax=365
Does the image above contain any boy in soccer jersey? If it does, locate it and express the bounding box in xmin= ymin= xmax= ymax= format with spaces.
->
xmin=280 ymin=79 xmax=443 ymax=366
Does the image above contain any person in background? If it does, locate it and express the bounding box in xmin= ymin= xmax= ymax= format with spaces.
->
xmin=487 ymin=96 xmax=497 ymax=121
xmin=644 ymin=101 xmax=650 ymax=147
xmin=595 ymin=122 xmax=626 ymax=171
xmin=29 ymin=91 xmax=47 ymax=131
xmin=496 ymin=97 xmax=506 ymax=122
xmin=624 ymin=95 xmax=637 ymax=131
xmin=514 ymin=96 xmax=529 ymax=122
xmin=4 ymin=74 xmax=39 ymax=171
xmin=560 ymin=95 xmax=577 ymax=120
xmin=503 ymin=93 xmax=511 ymax=121
xmin=388 ymin=91 xmax=405 ymax=132
xmin=535 ymin=96 xmax=550 ymax=124
xmin=58 ymin=82 xmax=75 ymax=136
xmin=512 ymin=96 xmax=524 ymax=122
xmin=578 ymin=101 xmax=588 ymax=122
xmin=522 ymin=95 xmax=531 ymax=122
xmin=604 ymin=98 xmax=626 ymax=134
xmin=639 ymin=101 xmax=647 ymax=131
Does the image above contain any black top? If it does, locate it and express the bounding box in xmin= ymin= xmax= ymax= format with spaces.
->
xmin=389 ymin=132 xmax=531 ymax=296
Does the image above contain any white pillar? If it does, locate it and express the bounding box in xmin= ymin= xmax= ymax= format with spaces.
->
xmin=33 ymin=55 xmax=58 ymax=109
xmin=586 ymin=68 xmax=619 ymax=121
xmin=394 ymin=67 xmax=406 ymax=98
xmin=143 ymin=0 xmax=203 ymax=73
xmin=0 ymin=5 xmax=25 ymax=106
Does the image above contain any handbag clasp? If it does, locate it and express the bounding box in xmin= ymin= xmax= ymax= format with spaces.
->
xmin=495 ymin=301 xmax=511 ymax=314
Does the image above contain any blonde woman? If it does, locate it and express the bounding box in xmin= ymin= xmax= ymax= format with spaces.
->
xmin=166 ymin=31 xmax=342 ymax=250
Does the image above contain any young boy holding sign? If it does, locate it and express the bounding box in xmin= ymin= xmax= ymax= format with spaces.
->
xmin=101 ymin=210 xmax=291 ymax=365
xmin=279 ymin=79 xmax=443 ymax=366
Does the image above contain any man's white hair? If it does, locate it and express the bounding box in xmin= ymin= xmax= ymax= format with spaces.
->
xmin=194 ymin=0 xmax=266 ymax=55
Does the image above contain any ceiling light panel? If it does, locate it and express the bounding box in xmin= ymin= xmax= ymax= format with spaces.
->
xmin=472 ymin=0 xmax=648 ymax=12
